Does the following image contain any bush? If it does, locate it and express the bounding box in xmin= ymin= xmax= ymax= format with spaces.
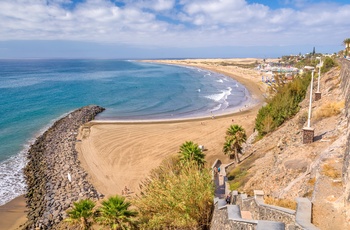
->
xmin=313 ymin=101 xmax=344 ymax=120
xmin=264 ymin=197 xmax=297 ymax=210
xmin=134 ymin=159 xmax=214 ymax=230
xmin=255 ymin=73 xmax=311 ymax=137
xmin=322 ymin=164 xmax=341 ymax=179
xmin=321 ymin=57 xmax=337 ymax=73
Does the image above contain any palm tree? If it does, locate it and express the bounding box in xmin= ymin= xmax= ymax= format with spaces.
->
xmin=343 ymin=38 xmax=350 ymax=56
xmin=223 ymin=125 xmax=247 ymax=163
xmin=178 ymin=141 xmax=206 ymax=167
xmin=223 ymin=138 xmax=235 ymax=160
xmin=95 ymin=195 xmax=138 ymax=230
xmin=65 ymin=199 xmax=96 ymax=230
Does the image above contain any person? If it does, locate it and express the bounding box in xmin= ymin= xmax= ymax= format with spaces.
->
xmin=124 ymin=186 xmax=129 ymax=195
xmin=226 ymin=194 xmax=232 ymax=204
xmin=213 ymin=167 xmax=218 ymax=176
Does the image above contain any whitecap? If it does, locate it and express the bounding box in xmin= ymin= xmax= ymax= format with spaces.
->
xmin=216 ymin=79 xmax=224 ymax=83
xmin=204 ymin=87 xmax=232 ymax=103
xmin=0 ymin=110 xmax=73 ymax=206
xmin=0 ymin=150 xmax=27 ymax=206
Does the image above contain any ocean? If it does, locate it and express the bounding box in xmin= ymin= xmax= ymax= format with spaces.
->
xmin=0 ymin=59 xmax=250 ymax=205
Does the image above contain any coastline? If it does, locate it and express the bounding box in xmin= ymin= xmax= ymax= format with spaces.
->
xmin=0 ymin=58 xmax=267 ymax=228
xmin=0 ymin=105 xmax=105 ymax=229
xmin=76 ymin=58 xmax=267 ymax=199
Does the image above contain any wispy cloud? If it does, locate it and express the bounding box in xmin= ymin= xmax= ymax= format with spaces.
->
xmin=0 ymin=0 xmax=349 ymax=49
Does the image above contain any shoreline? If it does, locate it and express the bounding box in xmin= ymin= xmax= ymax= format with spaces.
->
xmin=0 ymin=105 xmax=105 ymax=229
xmin=0 ymin=58 xmax=267 ymax=228
xmin=76 ymin=58 xmax=267 ymax=199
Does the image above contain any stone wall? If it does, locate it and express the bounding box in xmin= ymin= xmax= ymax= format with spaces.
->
xmin=210 ymin=159 xmax=319 ymax=229
xmin=211 ymin=198 xmax=258 ymax=230
xmin=211 ymin=192 xmax=319 ymax=230
xmin=340 ymin=58 xmax=350 ymax=221
xmin=235 ymin=191 xmax=296 ymax=229
xmin=23 ymin=105 xmax=105 ymax=229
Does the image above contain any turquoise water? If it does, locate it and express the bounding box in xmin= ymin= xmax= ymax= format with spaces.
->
xmin=0 ymin=59 xmax=250 ymax=205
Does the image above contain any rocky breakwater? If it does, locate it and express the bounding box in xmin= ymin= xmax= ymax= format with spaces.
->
xmin=23 ymin=105 xmax=105 ymax=229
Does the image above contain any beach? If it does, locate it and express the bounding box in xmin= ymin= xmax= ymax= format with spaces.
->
xmin=76 ymin=58 xmax=266 ymax=197
xmin=0 ymin=58 xmax=267 ymax=228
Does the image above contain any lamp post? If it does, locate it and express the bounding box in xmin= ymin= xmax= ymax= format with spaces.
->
xmin=315 ymin=57 xmax=322 ymax=101
xmin=303 ymin=67 xmax=315 ymax=144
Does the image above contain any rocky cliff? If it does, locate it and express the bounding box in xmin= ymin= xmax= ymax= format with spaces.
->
xmin=231 ymin=59 xmax=350 ymax=229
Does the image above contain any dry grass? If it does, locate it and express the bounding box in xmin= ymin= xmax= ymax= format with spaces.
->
xmin=308 ymin=177 xmax=316 ymax=186
xmin=134 ymin=159 xmax=214 ymax=229
xmin=313 ymin=101 xmax=344 ymax=120
xmin=264 ymin=197 xmax=297 ymax=210
xmin=322 ymin=163 xmax=341 ymax=179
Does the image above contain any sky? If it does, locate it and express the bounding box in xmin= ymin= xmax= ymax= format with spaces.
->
xmin=0 ymin=0 xmax=349 ymax=59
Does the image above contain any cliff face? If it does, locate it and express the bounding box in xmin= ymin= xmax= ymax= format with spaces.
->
xmin=340 ymin=59 xmax=350 ymax=222
xmin=234 ymin=59 xmax=350 ymax=229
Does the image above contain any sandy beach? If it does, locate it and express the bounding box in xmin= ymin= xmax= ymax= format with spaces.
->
xmin=76 ymin=58 xmax=267 ymax=197
xmin=0 ymin=196 xmax=27 ymax=230
xmin=0 ymin=58 xmax=267 ymax=227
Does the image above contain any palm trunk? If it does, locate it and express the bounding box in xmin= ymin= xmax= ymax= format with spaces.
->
xmin=234 ymin=151 xmax=240 ymax=163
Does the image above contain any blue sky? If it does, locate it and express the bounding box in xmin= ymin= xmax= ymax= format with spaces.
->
xmin=0 ymin=0 xmax=349 ymax=59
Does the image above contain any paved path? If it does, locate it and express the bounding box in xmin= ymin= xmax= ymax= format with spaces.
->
xmin=214 ymin=162 xmax=230 ymax=199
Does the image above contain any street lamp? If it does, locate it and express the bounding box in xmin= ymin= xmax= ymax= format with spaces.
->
xmin=315 ymin=57 xmax=322 ymax=101
xmin=303 ymin=66 xmax=315 ymax=143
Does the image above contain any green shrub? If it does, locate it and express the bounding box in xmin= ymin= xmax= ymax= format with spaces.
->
xmin=134 ymin=159 xmax=214 ymax=229
xmin=321 ymin=57 xmax=336 ymax=73
xmin=255 ymin=73 xmax=311 ymax=137
xmin=230 ymin=182 xmax=241 ymax=191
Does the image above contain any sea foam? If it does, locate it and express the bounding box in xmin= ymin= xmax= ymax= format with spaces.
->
xmin=0 ymin=150 xmax=27 ymax=206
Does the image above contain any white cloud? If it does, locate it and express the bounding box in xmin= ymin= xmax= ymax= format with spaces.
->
xmin=0 ymin=0 xmax=349 ymax=49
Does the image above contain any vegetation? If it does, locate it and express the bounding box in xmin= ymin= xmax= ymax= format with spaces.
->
xmin=226 ymin=152 xmax=261 ymax=192
xmin=343 ymin=38 xmax=350 ymax=56
xmin=65 ymin=196 xmax=137 ymax=230
xmin=65 ymin=199 xmax=96 ymax=230
xmin=255 ymin=73 xmax=311 ymax=137
xmin=313 ymin=101 xmax=345 ymax=120
xmin=134 ymin=159 xmax=214 ymax=229
xmin=322 ymin=163 xmax=341 ymax=179
xmin=321 ymin=56 xmax=337 ymax=73
xmin=264 ymin=197 xmax=297 ymax=210
xmin=95 ymin=195 xmax=138 ymax=230
xmin=179 ymin=141 xmax=206 ymax=167
xmin=223 ymin=124 xmax=247 ymax=163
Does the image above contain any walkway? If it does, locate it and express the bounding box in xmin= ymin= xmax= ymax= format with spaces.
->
xmin=213 ymin=162 xmax=231 ymax=199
